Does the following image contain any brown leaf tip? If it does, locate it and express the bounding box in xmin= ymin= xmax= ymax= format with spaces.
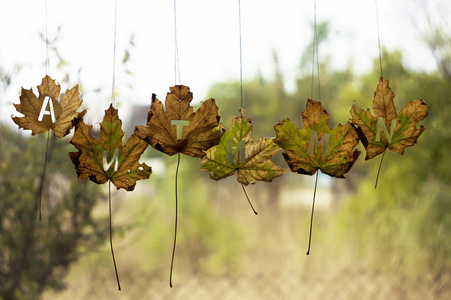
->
xmin=169 ymin=85 xmax=193 ymax=102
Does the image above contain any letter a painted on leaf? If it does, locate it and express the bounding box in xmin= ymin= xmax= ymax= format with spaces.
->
xmin=308 ymin=131 xmax=330 ymax=156
xmin=38 ymin=97 xmax=56 ymax=123
xmin=375 ymin=117 xmax=396 ymax=143
xmin=103 ymin=148 xmax=119 ymax=172
xmin=228 ymin=140 xmax=245 ymax=164
xmin=171 ymin=120 xmax=190 ymax=140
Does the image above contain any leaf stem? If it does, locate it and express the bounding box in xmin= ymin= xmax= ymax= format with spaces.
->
xmin=109 ymin=180 xmax=121 ymax=291
xmin=170 ymin=152 xmax=181 ymax=288
xmin=241 ymin=184 xmax=258 ymax=215
xmin=375 ymin=149 xmax=387 ymax=189
xmin=306 ymin=171 xmax=319 ymax=255
xmin=38 ymin=130 xmax=51 ymax=221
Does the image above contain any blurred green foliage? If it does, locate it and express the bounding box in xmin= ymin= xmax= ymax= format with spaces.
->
xmin=0 ymin=126 xmax=109 ymax=299
xmin=332 ymin=49 xmax=451 ymax=286
xmin=130 ymin=155 xmax=246 ymax=277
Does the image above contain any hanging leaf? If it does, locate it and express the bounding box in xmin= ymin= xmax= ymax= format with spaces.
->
xmin=69 ymin=104 xmax=152 ymax=191
xmin=201 ymin=116 xmax=286 ymax=185
xmin=69 ymin=104 xmax=151 ymax=290
xmin=275 ymin=99 xmax=360 ymax=255
xmin=134 ymin=85 xmax=223 ymax=287
xmin=134 ymin=85 xmax=224 ymax=158
xmin=12 ymin=75 xmax=84 ymax=138
xmin=11 ymin=75 xmax=84 ymax=220
xmin=275 ymin=99 xmax=360 ymax=178
xmin=350 ymin=77 xmax=429 ymax=160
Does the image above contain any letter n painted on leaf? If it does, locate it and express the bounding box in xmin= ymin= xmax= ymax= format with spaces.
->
xmin=38 ymin=97 xmax=56 ymax=123
xmin=171 ymin=120 xmax=190 ymax=140
xmin=308 ymin=131 xmax=330 ymax=156
xmin=228 ymin=140 xmax=245 ymax=164
xmin=103 ymin=148 xmax=119 ymax=172
xmin=375 ymin=117 xmax=397 ymax=143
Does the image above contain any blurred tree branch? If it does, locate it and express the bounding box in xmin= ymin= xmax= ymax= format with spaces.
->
xmin=414 ymin=0 xmax=451 ymax=79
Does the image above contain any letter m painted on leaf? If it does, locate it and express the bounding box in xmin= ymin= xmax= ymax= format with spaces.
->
xmin=375 ymin=117 xmax=396 ymax=143
xmin=228 ymin=140 xmax=245 ymax=164
xmin=308 ymin=131 xmax=330 ymax=156
xmin=103 ymin=148 xmax=119 ymax=172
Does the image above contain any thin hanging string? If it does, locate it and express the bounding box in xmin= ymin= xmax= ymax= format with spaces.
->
xmin=109 ymin=181 xmax=121 ymax=290
xmin=109 ymin=0 xmax=121 ymax=290
xmin=236 ymin=1 xmax=256 ymax=214
xmin=111 ymin=0 xmax=118 ymax=108
xmin=375 ymin=0 xmax=383 ymax=78
xmin=174 ymin=0 xmax=181 ymax=85
xmin=310 ymin=0 xmax=321 ymax=101
xmin=306 ymin=0 xmax=321 ymax=256
xmin=38 ymin=131 xmax=51 ymax=221
xmin=38 ymin=0 xmax=51 ymax=222
xmin=238 ymin=0 xmax=244 ymax=109
xmin=45 ymin=0 xmax=50 ymax=75
xmin=169 ymin=153 xmax=181 ymax=287
xmin=306 ymin=171 xmax=319 ymax=255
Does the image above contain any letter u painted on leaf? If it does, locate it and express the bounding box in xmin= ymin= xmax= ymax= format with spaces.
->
xmin=308 ymin=131 xmax=330 ymax=156
xmin=103 ymin=149 xmax=119 ymax=172
xmin=38 ymin=97 xmax=56 ymax=123
xmin=375 ymin=117 xmax=396 ymax=143
xmin=228 ymin=140 xmax=245 ymax=164
xmin=171 ymin=120 xmax=190 ymax=140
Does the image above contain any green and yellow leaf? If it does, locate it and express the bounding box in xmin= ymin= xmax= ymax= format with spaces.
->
xmin=350 ymin=77 xmax=429 ymax=160
xmin=69 ymin=104 xmax=152 ymax=191
xmin=201 ymin=116 xmax=286 ymax=185
xmin=275 ymin=99 xmax=360 ymax=178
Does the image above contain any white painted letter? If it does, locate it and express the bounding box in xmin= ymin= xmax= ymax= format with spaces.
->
xmin=228 ymin=140 xmax=245 ymax=164
xmin=375 ymin=117 xmax=396 ymax=143
xmin=103 ymin=149 xmax=119 ymax=172
xmin=308 ymin=131 xmax=330 ymax=156
xmin=38 ymin=97 xmax=56 ymax=123
xmin=171 ymin=120 xmax=190 ymax=140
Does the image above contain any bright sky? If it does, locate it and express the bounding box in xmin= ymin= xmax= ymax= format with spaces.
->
xmin=0 ymin=0 xmax=441 ymax=126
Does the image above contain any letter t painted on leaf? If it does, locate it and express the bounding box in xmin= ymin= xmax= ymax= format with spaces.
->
xmin=171 ymin=120 xmax=190 ymax=140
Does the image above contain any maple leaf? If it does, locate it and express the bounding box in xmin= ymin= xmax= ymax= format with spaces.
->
xmin=69 ymin=104 xmax=152 ymax=191
xmin=200 ymin=116 xmax=286 ymax=185
xmin=12 ymin=75 xmax=83 ymax=138
xmin=350 ymin=77 xmax=429 ymax=160
xmin=134 ymin=85 xmax=224 ymax=158
xmin=274 ymin=99 xmax=360 ymax=178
